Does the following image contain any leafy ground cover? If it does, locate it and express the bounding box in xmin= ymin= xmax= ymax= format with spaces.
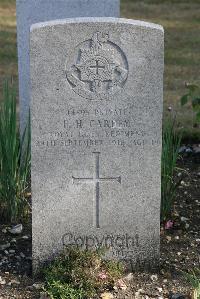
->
xmin=0 ymin=0 xmax=200 ymax=139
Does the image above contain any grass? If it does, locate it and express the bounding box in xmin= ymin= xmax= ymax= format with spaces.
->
xmin=0 ymin=0 xmax=200 ymax=139
xmin=0 ymin=0 xmax=17 ymax=92
xmin=184 ymin=269 xmax=200 ymax=299
xmin=161 ymin=117 xmax=182 ymax=221
xmin=0 ymin=80 xmax=30 ymax=223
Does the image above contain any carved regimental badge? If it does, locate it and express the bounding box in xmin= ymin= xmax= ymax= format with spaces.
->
xmin=66 ymin=32 xmax=128 ymax=100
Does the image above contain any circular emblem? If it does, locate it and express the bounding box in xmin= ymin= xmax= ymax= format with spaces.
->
xmin=66 ymin=32 xmax=128 ymax=100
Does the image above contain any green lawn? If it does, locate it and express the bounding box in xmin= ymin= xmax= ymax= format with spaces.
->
xmin=0 ymin=0 xmax=200 ymax=139
xmin=0 ymin=0 xmax=17 ymax=89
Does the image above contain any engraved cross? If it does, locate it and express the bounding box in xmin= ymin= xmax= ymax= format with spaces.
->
xmin=90 ymin=60 xmax=105 ymax=75
xmin=72 ymin=152 xmax=121 ymax=228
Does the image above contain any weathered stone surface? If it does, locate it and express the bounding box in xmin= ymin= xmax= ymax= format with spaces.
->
xmin=30 ymin=18 xmax=164 ymax=271
xmin=16 ymin=0 xmax=120 ymax=135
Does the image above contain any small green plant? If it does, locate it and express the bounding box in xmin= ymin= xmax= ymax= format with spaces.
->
xmin=184 ymin=269 xmax=200 ymax=299
xmin=0 ymin=80 xmax=31 ymax=223
xmin=45 ymin=280 xmax=85 ymax=299
xmin=43 ymin=247 xmax=124 ymax=299
xmin=161 ymin=118 xmax=182 ymax=222
xmin=180 ymin=83 xmax=200 ymax=122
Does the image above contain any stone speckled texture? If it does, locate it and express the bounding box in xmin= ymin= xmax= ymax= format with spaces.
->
xmin=30 ymin=18 xmax=164 ymax=271
xmin=16 ymin=0 xmax=120 ymax=135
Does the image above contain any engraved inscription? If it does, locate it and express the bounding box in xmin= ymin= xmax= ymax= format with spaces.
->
xmin=62 ymin=232 xmax=139 ymax=251
xmin=72 ymin=152 xmax=121 ymax=228
xmin=35 ymin=104 xmax=161 ymax=150
xmin=66 ymin=32 xmax=128 ymax=100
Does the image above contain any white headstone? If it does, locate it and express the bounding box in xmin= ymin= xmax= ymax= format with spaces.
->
xmin=16 ymin=0 xmax=120 ymax=134
xmin=30 ymin=18 xmax=164 ymax=271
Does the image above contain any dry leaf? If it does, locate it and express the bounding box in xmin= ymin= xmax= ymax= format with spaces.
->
xmin=100 ymin=292 xmax=114 ymax=299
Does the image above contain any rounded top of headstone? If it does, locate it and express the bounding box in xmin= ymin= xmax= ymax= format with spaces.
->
xmin=30 ymin=17 xmax=164 ymax=33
